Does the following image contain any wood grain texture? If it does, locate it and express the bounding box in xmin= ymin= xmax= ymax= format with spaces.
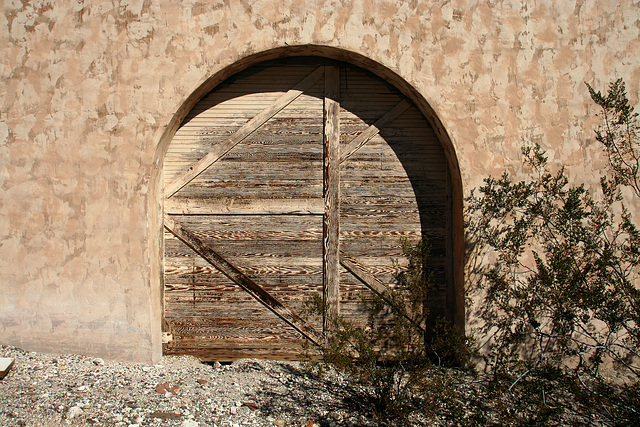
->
xmin=166 ymin=94 xmax=324 ymax=203
xmin=323 ymin=65 xmax=341 ymax=327
xmin=339 ymin=251 xmax=389 ymax=300
xmin=165 ymin=66 xmax=324 ymax=198
xmin=338 ymin=62 xmax=449 ymax=325
xmin=165 ymin=197 xmax=324 ymax=215
xmin=163 ymin=214 xmax=322 ymax=345
xmin=162 ymin=58 xmax=452 ymax=361
xmin=340 ymin=99 xmax=410 ymax=163
xmin=340 ymin=251 xmax=425 ymax=333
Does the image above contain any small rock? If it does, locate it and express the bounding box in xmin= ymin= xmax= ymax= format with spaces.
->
xmin=93 ymin=358 xmax=105 ymax=366
xmin=274 ymin=420 xmax=285 ymax=427
xmin=155 ymin=382 xmax=179 ymax=395
xmin=327 ymin=411 xmax=342 ymax=420
xmin=68 ymin=405 xmax=83 ymax=419
xmin=196 ymin=378 xmax=208 ymax=384
xmin=148 ymin=411 xmax=181 ymax=420
xmin=0 ymin=357 xmax=14 ymax=380
xmin=230 ymin=406 xmax=237 ymax=415
xmin=243 ymin=401 xmax=258 ymax=410
xmin=181 ymin=420 xmax=199 ymax=427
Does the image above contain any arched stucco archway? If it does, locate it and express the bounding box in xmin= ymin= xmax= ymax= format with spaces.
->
xmin=149 ymin=46 xmax=464 ymax=360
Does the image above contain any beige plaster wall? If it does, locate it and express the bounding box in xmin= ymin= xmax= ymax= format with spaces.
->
xmin=0 ymin=0 xmax=638 ymax=362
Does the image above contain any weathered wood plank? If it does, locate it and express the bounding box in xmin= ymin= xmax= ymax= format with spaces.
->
xmin=165 ymin=237 xmax=324 ymax=257
xmin=339 ymin=99 xmax=410 ymax=163
xmin=163 ymin=235 xmax=324 ymax=330
xmin=164 ymin=344 xmax=306 ymax=362
xmin=165 ymin=304 xmax=322 ymax=326
xmin=165 ymin=66 xmax=324 ymax=198
xmin=169 ymin=228 xmax=323 ymax=241
xmin=176 ymin=184 xmax=323 ymax=201
xmin=323 ymin=65 xmax=341 ymax=327
xmin=165 ymin=214 xmax=323 ymax=241
xmin=164 ymin=262 xmax=324 ymax=277
xmin=165 ymin=197 xmax=325 ymax=215
xmin=167 ymin=109 xmax=324 ymax=200
xmin=163 ymin=214 xmax=322 ymax=345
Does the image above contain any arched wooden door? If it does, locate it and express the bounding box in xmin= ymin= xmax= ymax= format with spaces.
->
xmin=162 ymin=58 xmax=451 ymax=361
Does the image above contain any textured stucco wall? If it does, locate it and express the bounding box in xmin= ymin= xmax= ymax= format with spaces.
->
xmin=1 ymin=0 xmax=639 ymax=362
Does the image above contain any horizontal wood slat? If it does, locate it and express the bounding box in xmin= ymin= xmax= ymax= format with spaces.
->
xmin=165 ymin=197 xmax=324 ymax=215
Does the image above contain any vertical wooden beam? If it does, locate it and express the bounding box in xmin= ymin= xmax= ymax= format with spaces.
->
xmin=323 ymin=65 xmax=340 ymax=329
xmin=445 ymin=163 xmax=454 ymax=323
xmin=451 ymin=162 xmax=466 ymax=333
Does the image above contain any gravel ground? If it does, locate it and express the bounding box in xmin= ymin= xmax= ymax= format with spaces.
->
xmin=0 ymin=345 xmax=381 ymax=427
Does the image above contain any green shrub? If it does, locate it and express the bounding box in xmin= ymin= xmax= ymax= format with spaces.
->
xmin=466 ymin=79 xmax=640 ymax=425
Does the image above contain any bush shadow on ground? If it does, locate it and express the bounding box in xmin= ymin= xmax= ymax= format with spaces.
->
xmin=245 ymin=360 xmax=384 ymax=426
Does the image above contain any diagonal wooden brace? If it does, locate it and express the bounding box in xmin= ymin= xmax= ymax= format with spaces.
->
xmin=340 ymin=99 xmax=410 ymax=163
xmin=340 ymin=250 xmax=426 ymax=334
xmin=165 ymin=66 xmax=325 ymax=198
xmin=163 ymin=214 xmax=323 ymax=346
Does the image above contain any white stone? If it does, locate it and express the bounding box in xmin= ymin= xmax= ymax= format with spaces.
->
xmin=68 ymin=406 xmax=83 ymax=419
xmin=0 ymin=357 xmax=14 ymax=379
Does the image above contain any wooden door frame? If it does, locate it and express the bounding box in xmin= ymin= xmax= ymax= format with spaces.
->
xmin=150 ymin=46 xmax=465 ymax=360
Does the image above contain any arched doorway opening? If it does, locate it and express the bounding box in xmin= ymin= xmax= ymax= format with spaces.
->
xmin=153 ymin=51 xmax=463 ymax=361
